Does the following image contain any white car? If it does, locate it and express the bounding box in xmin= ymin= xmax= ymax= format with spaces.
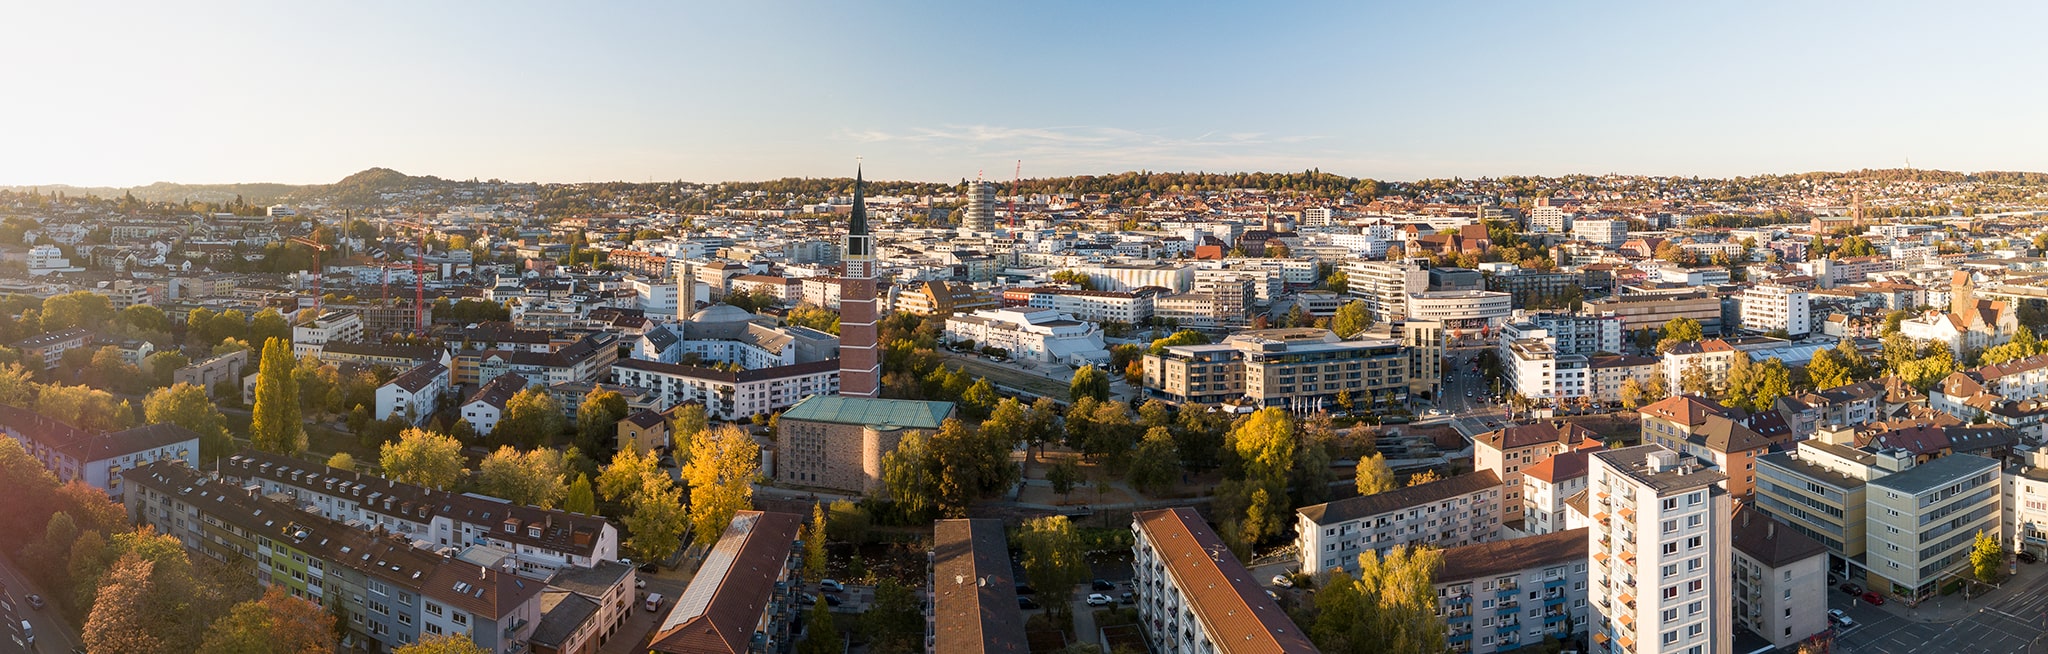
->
xmin=1271 ymin=575 xmax=1294 ymax=589
xmin=1086 ymin=593 xmax=1114 ymax=606
xmin=1829 ymin=609 xmax=1853 ymax=628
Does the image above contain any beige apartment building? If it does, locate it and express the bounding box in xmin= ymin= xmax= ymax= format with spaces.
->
xmin=1143 ymin=327 xmax=1408 ymax=411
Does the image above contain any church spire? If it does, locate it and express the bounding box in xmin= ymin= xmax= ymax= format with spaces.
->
xmin=849 ymin=163 xmax=867 ymax=237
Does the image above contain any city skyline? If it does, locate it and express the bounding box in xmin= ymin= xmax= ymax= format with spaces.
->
xmin=10 ymin=1 xmax=2048 ymax=187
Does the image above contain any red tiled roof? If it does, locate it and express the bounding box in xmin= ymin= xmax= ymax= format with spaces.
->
xmin=1133 ymin=508 xmax=1317 ymax=653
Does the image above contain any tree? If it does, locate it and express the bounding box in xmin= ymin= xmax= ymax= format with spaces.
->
xmin=1331 ymin=300 xmax=1373 ymax=338
xmin=562 ymin=474 xmax=596 ymax=514
xmin=1619 ymin=377 xmax=1647 ymax=410
xmin=1804 ymin=347 xmax=1856 ymax=390
xmin=477 ymin=446 xmax=571 ymax=508
xmin=670 ymin=403 xmax=709 ymax=458
xmin=379 ymin=428 xmax=468 ymax=490
xmin=879 ymin=432 xmax=937 ymax=518
xmin=798 ymin=594 xmax=842 ymax=654
xmin=802 ymin=503 xmax=830 ymax=581
xmin=575 ymin=388 xmax=629 ymax=455
xmin=119 ymin=304 xmax=170 ymax=334
xmin=1406 ymin=470 xmax=1444 ymax=487
xmin=37 ymin=383 xmax=134 ymax=432
xmin=1678 ymin=360 xmax=1714 ymax=397
xmin=393 ymin=634 xmax=491 ymax=654
xmin=1325 ymin=269 xmax=1350 ymax=295
xmin=681 ymin=425 xmax=759 ymax=546
xmin=248 ymin=309 xmax=292 ymax=347
xmin=859 ymin=579 xmax=925 ymax=653
xmin=1723 ymin=356 xmax=1792 ymax=413
xmin=145 ymin=383 xmax=233 ymax=463
xmin=1656 ymin=317 xmax=1704 ymax=352
xmin=825 ymin=500 xmax=869 ymax=544
xmin=0 ymin=362 xmax=33 ymax=407
xmin=1069 ymin=364 xmax=1111 ymax=403
xmin=495 ymin=387 xmax=566 ymax=448
xmin=1356 ymin=452 xmax=1396 ymax=496
xmin=84 ymin=554 xmax=167 ymax=654
xmin=142 ymin=350 xmax=190 ymax=389
xmin=1971 ymin=529 xmax=2004 ymax=583
xmin=1308 ymin=545 xmax=1446 ymax=653
xmin=40 ymin=291 xmax=114 ymax=331
xmin=1126 ymin=427 xmax=1181 ymax=495
xmin=1016 ymin=516 xmax=1088 ymax=624
xmin=1882 ymin=310 xmax=1909 ymax=335
xmin=1146 ymin=329 xmax=1209 ymax=355
xmin=325 ymin=452 xmax=355 ymax=472
xmin=1233 ymin=408 xmax=1297 ymax=483
xmin=1047 ymin=458 xmax=1082 ymax=501
xmin=249 ymin=338 xmax=304 ymax=456
xmin=198 ymin=586 xmax=338 ymax=654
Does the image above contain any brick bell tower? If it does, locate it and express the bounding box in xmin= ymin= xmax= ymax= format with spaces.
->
xmin=838 ymin=165 xmax=881 ymax=397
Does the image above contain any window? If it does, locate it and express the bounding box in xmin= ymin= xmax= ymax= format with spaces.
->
xmin=1663 ymin=586 xmax=1679 ymax=600
xmin=1663 ymin=498 xmax=1678 ymax=510
xmin=1663 ymin=631 xmax=1679 ymax=645
xmin=1663 ymin=520 xmax=1678 ymax=534
xmin=453 ymin=613 xmax=468 ymax=626
xmin=1687 ymin=514 xmax=1703 ymax=527
xmin=1663 ymin=542 xmax=1679 ymax=555
xmin=1662 ymin=564 xmax=1677 ymax=578
xmin=1687 ymin=536 xmax=1703 ymax=550
xmin=1688 ymin=601 xmax=1703 ymax=615
xmin=1687 ymin=579 xmax=1703 ymax=593
xmin=1687 ymin=558 xmax=1702 ymax=572
xmin=1687 ymin=624 xmax=1703 ymax=637
xmin=1663 ymin=608 xmax=1678 ymax=622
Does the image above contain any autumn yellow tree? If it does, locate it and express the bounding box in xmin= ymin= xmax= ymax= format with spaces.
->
xmin=681 ymin=425 xmax=759 ymax=545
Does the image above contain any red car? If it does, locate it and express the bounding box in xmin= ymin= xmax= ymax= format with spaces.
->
xmin=1860 ymin=591 xmax=1885 ymax=605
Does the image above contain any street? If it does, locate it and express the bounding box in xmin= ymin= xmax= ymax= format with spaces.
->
xmin=1834 ymin=566 xmax=2048 ymax=654
xmin=1434 ymin=346 xmax=1506 ymax=440
xmin=0 ymin=553 xmax=81 ymax=654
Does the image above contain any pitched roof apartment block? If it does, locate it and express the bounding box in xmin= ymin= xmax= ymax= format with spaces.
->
xmin=1133 ymin=508 xmax=1316 ymax=653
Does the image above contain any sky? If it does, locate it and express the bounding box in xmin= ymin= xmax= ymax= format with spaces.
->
xmin=6 ymin=1 xmax=2048 ymax=187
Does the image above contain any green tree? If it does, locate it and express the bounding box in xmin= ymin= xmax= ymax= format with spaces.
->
xmin=929 ymin=417 xmax=1020 ymax=516
xmin=879 ymin=432 xmax=937 ymax=518
xmin=1016 ymin=516 xmax=1089 ymax=625
xmin=1232 ymin=408 xmax=1297 ymax=483
xmin=1069 ymin=364 xmax=1111 ymax=403
xmin=1331 ymin=300 xmax=1374 ymax=338
xmin=378 ymin=428 xmax=468 ymax=490
xmin=1656 ymin=317 xmax=1704 ymax=353
xmin=1325 ymin=269 xmax=1350 ymax=295
xmin=859 ymin=579 xmax=925 ymax=653
xmin=1805 ymin=347 xmax=1856 ymax=390
xmin=197 ymin=586 xmax=337 ymax=654
xmin=40 ymin=291 xmax=114 ymax=331
xmin=681 ymin=425 xmax=759 ymax=546
xmin=118 ymin=304 xmax=170 ymax=334
xmin=324 ymin=452 xmax=355 ymax=472
xmin=562 ymin=474 xmax=596 ymax=514
xmin=669 ymin=403 xmax=709 ymax=457
xmin=1971 ymin=529 xmax=2004 ymax=583
xmin=476 ymin=446 xmax=571 ymax=508
xmin=249 ymin=338 xmax=304 ymax=456
xmin=1356 ymin=452 xmax=1396 ymax=496
xmin=798 ymin=594 xmax=842 ymax=654
xmin=247 ymin=308 xmax=292 ymax=347
xmin=1146 ymin=329 xmax=1209 ymax=355
xmin=142 ymin=350 xmax=190 ymax=389
xmin=1308 ymin=545 xmax=1446 ymax=653
xmin=494 ymin=386 xmax=566 ymax=448
xmin=1125 ymin=426 xmax=1181 ymax=495
xmin=144 ymin=383 xmax=233 ymax=463
xmin=1882 ymin=310 xmax=1909 ymax=335
xmin=826 ymin=500 xmax=869 ymax=545
xmin=1723 ymin=356 xmax=1791 ymax=413
xmin=959 ymin=377 xmax=999 ymax=420
xmin=575 ymin=388 xmax=629 ymax=455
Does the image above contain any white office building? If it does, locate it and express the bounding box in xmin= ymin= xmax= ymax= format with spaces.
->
xmin=943 ymin=307 xmax=1109 ymax=366
xmin=1738 ymin=284 xmax=1811 ymax=337
xmin=1574 ymin=219 xmax=1628 ymax=248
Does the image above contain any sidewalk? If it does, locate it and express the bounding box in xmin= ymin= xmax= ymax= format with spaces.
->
xmin=1873 ymin=561 xmax=2048 ymax=624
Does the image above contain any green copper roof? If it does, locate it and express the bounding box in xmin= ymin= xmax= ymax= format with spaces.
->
xmin=780 ymin=395 xmax=953 ymax=429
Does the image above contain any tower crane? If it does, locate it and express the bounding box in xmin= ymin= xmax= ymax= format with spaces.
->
xmin=389 ymin=220 xmax=433 ymax=334
xmin=288 ymin=237 xmax=332 ymax=317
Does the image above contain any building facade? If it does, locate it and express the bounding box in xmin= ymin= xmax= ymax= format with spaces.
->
xmin=1134 ymin=508 xmax=1318 ymax=654
xmin=1435 ymin=528 xmax=1591 ymax=654
xmin=772 ymin=395 xmax=955 ymax=495
xmin=1295 ymin=471 xmax=1504 ymax=575
xmin=1586 ymin=446 xmax=1733 ymax=654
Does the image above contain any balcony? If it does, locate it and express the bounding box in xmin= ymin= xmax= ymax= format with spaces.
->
xmin=1497 ymin=599 xmax=1519 ymax=612
xmin=1543 ymin=577 xmax=1568 ymax=589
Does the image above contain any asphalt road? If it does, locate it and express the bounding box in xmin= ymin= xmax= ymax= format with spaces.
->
xmin=1436 ymin=346 xmax=1506 ymax=438
xmin=1834 ymin=571 xmax=2048 ymax=654
xmin=0 ymin=553 xmax=81 ymax=654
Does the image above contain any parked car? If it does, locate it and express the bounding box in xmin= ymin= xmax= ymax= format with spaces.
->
xmin=824 ymin=595 xmax=842 ymax=607
xmin=1086 ymin=593 xmax=1114 ymax=607
xmin=820 ymin=579 xmax=845 ymax=593
xmin=1861 ymin=591 xmax=1885 ymax=606
xmin=639 ymin=562 xmax=660 ymax=574
xmin=1014 ymin=584 xmax=1036 ymax=596
xmin=1092 ymin=579 xmax=1115 ymax=591
xmin=1829 ymin=609 xmax=1853 ymax=628
xmin=1838 ymin=583 xmax=1861 ymax=595
xmin=2022 ymin=551 xmax=2040 ymax=564
xmin=644 ymin=593 xmax=665 ymax=612
xmin=24 ymin=594 xmax=42 ymax=610
xmin=1119 ymin=592 xmax=1134 ymax=604
xmin=1017 ymin=597 xmax=1040 ymax=610
xmin=1270 ymin=575 xmax=1294 ymax=589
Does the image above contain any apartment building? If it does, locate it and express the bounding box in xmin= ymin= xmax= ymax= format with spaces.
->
xmin=376 ymin=361 xmax=449 ymax=425
xmin=1435 ymin=528 xmax=1591 ymax=654
xmin=1930 ymin=353 xmax=2048 ymax=443
xmin=773 ymin=395 xmax=954 ymax=495
xmin=1659 ymin=340 xmax=1743 ymax=398
xmin=125 ymin=461 xmax=547 ymax=653
xmin=1638 ymin=395 xmax=1775 ymax=498
xmin=1503 ymin=338 xmax=1589 ymax=403
xmin=291 ymin=311 xmax=366 ymax=358
xmin=1474 ymin=421 xmax=1595 ymax=525
xmin=1018 ymin=287 xmax=1154 ymax=324
xmin=1398 ymin=318 xmax=1447 ymax=399
xmin=1133 ymin=508 xmax=1317 ymax=654
xmin=1584 ymin=292 xmax=1723 ymax=335
xmin=11 ymin=328 xmax=91 ymax=370
xmin=1408 ymin=290 xmax=1514 ymax=329
xmin=1589 ymin=355 xmax=1660 ymax=405
xmin=1864 ymin=453 xmax=2001 ymax=601
xmin=931 ymin=519 xmax=1029 ymax=654
xmin=0 ymin=405 xmax=200 ymax=500
xmin=1586 ymin=446 xmax=1732 ymax=654
xmin=173 ymin=348 xmax=250 ymax=397
xmin=217 ymin=450 xmax=621 ymax=579
xmin=645 ymin=511 xmax=805 ymax=654
xmin=2005 ymin=447 xmax=2048 ymax=560
xmin=1503 ymin=313 xmax=1625 ymax=356
xmin=1295 ymin=471 xmax=1504 ymax=575
xmin=1143 ymin=328 xmax=1408 ymax=411
xmin=1773 ymin=379 xmax=1886 ymax=440
xmin=1730 ymin=508 xmax=1830 ymax=651
xmin=1343 ymin=258 xmax=1430 ymax=323
xmin=462 ymin=373 xmax=530 ymax=436
xmin=1738 ymin=284 xmax=1811 ymax=337
xmin=611 ymin=358 xmax=839 ymax=422
xmin=1575 ymin=218 xmax=1628 ymax=248
xmin=1752 ymin=431 xmax=1879 ymax=566
xmin=476 ymin=332 xmax=620 ymax=388
xmin=893 ymin=279 xmax=995 ymax=317
xmin=1525 ymin=451 xmax=1592 ymax=536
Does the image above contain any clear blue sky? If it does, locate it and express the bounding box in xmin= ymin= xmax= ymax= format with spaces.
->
xmin=7 ymin=1 xmax=2048 ymax=187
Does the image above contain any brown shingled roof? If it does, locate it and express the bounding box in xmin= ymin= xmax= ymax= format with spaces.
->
xmin=1133 ymin=508 xmax=1316 ymax=653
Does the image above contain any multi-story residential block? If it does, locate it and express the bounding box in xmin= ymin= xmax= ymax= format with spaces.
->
xmin=291 ymin=311 xmax=365 ymax=358
xmin=773 ymin=395 xmax=954 ymax=495
xmin=462 ymin=372 xmax=530 ymax=436
xmin=1294 ymin=471 xmax=1504 ymax=575
xmin=1474 ymin=421 xmax=1595 ymax=525
xmin=1583 ymin=292 xmax=1723 ymax=336
xmin=1525 ymin=450 xmax=1591 ymax=535
xmin=1503 ymin=313 xmax=1625 ymax=356
xmin=1659 ymin=340 xmax=1743 ymax=398
xmin=1018 ymin=287 xmax=1155 ymax=324
xmin=1588 ymin=355 xmax=1660 ymax=405
xmin=611 ymin=358 xmax=838 ymax=422
xmin=1530 ymin=202 xmax=1571 ymax=233
xmin=1501 ymin=338 xmax=1590 ymax=404
xmin=1343 ymin=258 xmax=1430 ymax=323
xmin=943 ymin=307 xmax=1108 ymax=366
xmin=1435 ymin=527 xmax=1591 ymax=654
xmin=217 ymin=449 xmax=621 ymax=579
xmin=2005 ymin=447 xmax=2048 ymax=560
xmin=1930 ymin=353 xmax=2048 ymax=443
xmin=1585 ymin=445 xmax=1732 ymax=654
xmin=320 ymin=342 xmax=447 ymax=371
xmin=1773 ymin=379 xmax=1886 ymax=439
xmin=1638 ymin=395 xmax=1775 ymax=498
xmin=892 ymin=279 xmax=995 ymax=317
xmin=645 ymin=511 xmax=804 ymax=654
xmin=1143 ymin=328 xmax=1408 ymax=411
xmin=539 ymin=562 xmax=638 ymax=653
xmin=1574 ymin=218 xmax=1628 ymax=248
xmin=173 ymin=347 xmax=249 ymax=396
xmin=476 ymin=332 xmax=619 ymax=387
xmin=10 ymin=328 xmax=91 ymax=370
xmin=376 ymin=361 xmax=449 ymax=425
xmin=931 ymin=519 xmax=1029 ymax=654
xmin=1738 ymin=284 xmax=1811 ymax=337
xmin=1133 ymin=508 xmax=1317 ymax=653
xmin=1398 ymin=318 xmax=1447 ymax=399
xmin=1864 ymin=453 xmax=2001 ymax=601
xmin=0 ymin=405 xmax=199 ymax=500
xmin=1487 ymin=270 xmax=1585 ymax=309
xmin=1730 ymin=508 xmax=1830 ymax=651
xmin=615 ymin=409 xmax=668 ymax=456
xmin=125 ymin=461 xmax=547 ymax=653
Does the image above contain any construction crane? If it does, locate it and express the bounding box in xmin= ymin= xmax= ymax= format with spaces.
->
xmin=288 ymin=237 xmax=332 ymax=316
xmin=389 ymin=220 xmax=433 ymax=334
xmin=1007 ymin=160 xmax=1021 ymax=228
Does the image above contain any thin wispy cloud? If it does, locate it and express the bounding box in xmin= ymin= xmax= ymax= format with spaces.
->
xmin=835 ymin=124 xmax=1347 ymax=175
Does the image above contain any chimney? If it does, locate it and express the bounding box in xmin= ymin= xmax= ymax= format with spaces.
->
xmin=1766 ymin=522 xmax=1776 ymax=539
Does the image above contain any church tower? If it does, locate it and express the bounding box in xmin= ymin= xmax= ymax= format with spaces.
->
xmin=838 ymin=166 xmax=882 ymax=397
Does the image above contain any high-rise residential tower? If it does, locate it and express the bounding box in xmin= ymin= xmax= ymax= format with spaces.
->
xmin=1587 ymin=444 xmax=1732 ymax=654
xmin=839 ymin=167 xmax=881 ymax=397
xmin=963 ymin=179 xmax=998 ymax=231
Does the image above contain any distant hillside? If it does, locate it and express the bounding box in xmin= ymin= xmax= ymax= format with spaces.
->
xmin=0 ymin=181 xmax=305 ymax=204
